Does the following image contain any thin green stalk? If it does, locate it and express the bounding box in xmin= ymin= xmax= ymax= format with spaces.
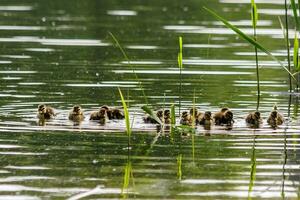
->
xmin=170 ymin=104 xmax=176 ymax=141
xmin=251 ymin=0 xmax=260 ymax=110
xmin=109 ymin=32 xmax=148 ymax=105
xmin=178 ymin=36 xmax=183 ymax=116
xmin=118 ymin=88 xmax=131 ymax=146
xmin=247 ymin=133 xmax=257 ymax=200
xmin=285 ymin=0 xmax=293 ymax=91
xmin=177 ymin=154 xmax=182 ymax=180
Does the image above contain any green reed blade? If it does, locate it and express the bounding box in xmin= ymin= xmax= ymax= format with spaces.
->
xmin=294 ymin=32 xmax=300 ymax=71
xmin=291 ymin=0 xmax=300 ymax=31
xmin=248 ymin=136 xmax=257 ymax=199
xmin=121 ymin=161 xmax=132 ymax=199
xmin=118 ymin=88 xmax=131 ymax=137
xmin=204 ymin=7 xmax=296 ymax=81
xmin=141 ymin=105 xmax=163 ymax=125
xmin=251 ymin=0 xmax=258 ymax=29
xmin=178 ymin=37 xmax=183 ymax=69
xmin=109 ymin=32 xmax=148 ymax=105
xmin=177 ymin=154 xmax=182 ymax=180
xmin=278 ymin=17 xmax=289 ymax=45
xmin=170 ymin=104 xmax=176 ymax=140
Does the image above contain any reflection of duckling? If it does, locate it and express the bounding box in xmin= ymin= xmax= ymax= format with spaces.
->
xmin=267 ymin=106 xmax=284 ymax=127
xmin=246 ymin=111 xmax=262 ymax=127
xmin=199 ymin=111 xmax=213 ymax=126
xmin=37 ymin=104 xmax=55 ymax=120
xmin=90 ymin=108 xmax=108 ymax=125
xmin=69 ymin=105 xmax=85 ymax=121
xmin=180 ymin=111 xmax=192 ymax=125
xmin=214 ymin=107 xmax=234 ymax=125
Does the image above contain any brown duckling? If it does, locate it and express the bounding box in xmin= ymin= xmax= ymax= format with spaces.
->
xmin=90 ymin=107 xmax=108 ymax=125
xmin=189 ymin=107 xmax=203 ymax=125
xmin=37 ymin=104 xmax=55 ymax=120
xmin=246 ymin=111 xmax=262 ymax=127
xmin=143 ymin=109 xmax=169 ymax=124
xmin=101 ymin=105 xmax=124 ymax=120
xmin=69 ymin=105 xmax=85 ymax=122
xmin=163 ymin=109 xmax=171 ymax=124
xmin=267 ymin=105 xmax=284 ymax=127
xmin=180 ymin=111 xmax=193 ymax=125
xmin=199 ymin=111 xmax=213 ymax=126
xmin=213 ymin=107 xmax=234 ymax=125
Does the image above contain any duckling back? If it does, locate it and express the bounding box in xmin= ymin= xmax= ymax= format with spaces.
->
xmin=37 ymin=104 xmax=55 ymax=120
xmin=69 ymin=105 xmax=85 ymax=121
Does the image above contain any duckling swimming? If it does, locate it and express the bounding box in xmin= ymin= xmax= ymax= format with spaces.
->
xmin=101 ymin=105 xmax=124 ymax=120
xmin=189 ymin=107 xmax=203 ymax=125
xmin=69 ymin=105 xmax=85 ymax=122
xmin=199 ymin=111 xmax=213 ymax=126
xmin=37 ymin=104 xmax=55 ymax=120
xmin=143 ymin=109 xmax=169 ymax=124
xmin=213 ymin=107 xmax=234 ymax=125
xmin=180 ymin=111 xmax=192 ymax=125
xmin=246 ymin=111 xmax=262 ymax=127
xmin=90 ymin=107 xmax=108 ymax=124
xmin=163 ymin=109 xmax=171 ymax=124
xmin=267 ymin=105 xmax=284 ymax=127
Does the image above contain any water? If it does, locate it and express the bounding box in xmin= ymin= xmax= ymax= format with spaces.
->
xmin=0 ymin=0 xmax=299 ymax=199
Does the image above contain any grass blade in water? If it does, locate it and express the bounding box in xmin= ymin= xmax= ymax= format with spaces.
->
xmin=141 ymin=105 xmax=162 ymax=125
xmin=118 ymin=88 xmax=131 ymax=137
xmin=170 ymin=104 xmax=176 ymax=140
xmin=177 ymin=154 xmax=182 ymax=180
xmin=203 ymin=7 xmax=296 ymax=81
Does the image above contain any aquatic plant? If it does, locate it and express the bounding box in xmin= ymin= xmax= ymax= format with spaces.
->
xmin=118 ymin=88 xmax=131 ymax=144
xmin=250 ymin=0 xmax=260 ymax=110
xmin=204 ymin=7 xmax=296 ymax=82
xmin=109 ymin=32 xmax=148 ymax=105
xmin=291 ymin=0 xmax=300 ymax=88
xmin=178 ymin=36 xmax=183 ymax=116
xmin=247 ymin=134 xmax=257 ymax=199
xmin=121 ymin=161 xmax=134 ymax=199
xmin=141 ymin=105 xmax=163 ymax=125
xmin=177 ymin=154 xmax=182 ymax=180
xmin=284 ymin=0 xmax=292 ymax=91
xmin=170 ymin=104 xmax=176 ymax=141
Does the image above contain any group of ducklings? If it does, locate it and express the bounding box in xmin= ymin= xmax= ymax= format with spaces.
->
xmin=144 ymin=106 xmax=284 ymax=128
xmin=37 ymin=104 xmax=284 ymax=128
xmin=37 ymin=104 xmax=124 ymax=124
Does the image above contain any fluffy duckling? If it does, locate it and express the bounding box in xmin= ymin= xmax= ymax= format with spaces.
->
xmin=189 ymin=107 xmax=203 ymax=125
xmin=163 ymin=109 xmax=171 ymax=124
xmin=246 ymin=111 xmax=262 ymax=127
xmin=101 ymin=105 xmax=124 ymax=120
xmin=213 ymin=107 xmax=234 ymax=125
xmin=69 ymin=105 xmax=85 ymax=122
xmin=90 ymin=107 xmax=108 ymax=125
xmin=267 ymin=105 xmax=284 ymax=127
xmin=199 ymin=111 xmax=213 ymax=126
xmin=180 ymin=111 xmax=193 ymax=125
xmin=37 ymin=104 xmax=55 ymax=120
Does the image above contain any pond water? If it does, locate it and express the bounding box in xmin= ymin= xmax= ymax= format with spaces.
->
xmin=0 ymin=0 xmax=299 ymax=199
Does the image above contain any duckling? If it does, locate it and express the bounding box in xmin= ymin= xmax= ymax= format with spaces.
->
xmin=100 ymin=105 xmax=124 ymax=120
xmin=37 ymin=104 xmax=55 ymax=120
xmin=69 ymin=105 xmax=85 ymax=122
xmin=267 ymin=105 xmax=284 ymax=127
xmin=163 ymin=109 xmax=171 ymax=124
xmin=180 ymin=111 xmax=192 ymax=125
xmin=90 ymin=107 xmax=108 ymax=123
xmin=246 ymin=111 xmax=262 ymax=127
xmin=199 ymin=111 xmax=213 ymax=126
xmin=189 ymin=107 xmax=203 ymax=125
xmin=214 ymin=107 xmax=234 ymax=125
xmin=98 ymin=108 xmax=108 ymax=125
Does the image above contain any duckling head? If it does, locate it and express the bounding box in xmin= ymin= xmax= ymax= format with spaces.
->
xmin=73 ymin=105 xmax=82 ymax=114
xmin=99 ymin=108 xmax=107 ymax=117
xmin=224 ymin=110 xmax=233 ymax=120
xmin=164 ymin=109 xmax=170 ymax=118
xmin=38 ymin=104 xmax=46 ymax=114
xmin=100 ymin=105 xmax=110 ymax=111
xmin=204 ymin=111 xmax=212 ymax=120
xmin=181 ymin=111 xmax=189 ymax=119
xmin=254 ymin=111 xmax=261 ymax=119
xmin=189 ymin=107 xmax=198 ymax=116
xmin=221 ymin=107 xmax=229 ymax=113
xmin=156 ymin=110 xmax=163 ymax=118
xmin=270 ymin=110 xmax=278 ymax=118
